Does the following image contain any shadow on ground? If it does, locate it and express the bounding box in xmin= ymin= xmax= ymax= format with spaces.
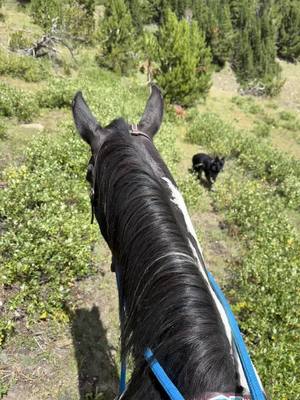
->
xmin=71 ymin=306 xmax=119 ymax=400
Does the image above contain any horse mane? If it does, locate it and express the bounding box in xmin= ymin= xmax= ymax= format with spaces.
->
xmin=94 ymin=118 xmax=240 ymax=399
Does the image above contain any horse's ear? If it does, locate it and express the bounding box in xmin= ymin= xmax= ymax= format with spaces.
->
xmin=72 ymin=91 xmax=102 ymax=152
xmin=138 ymin=84 xmax=164 ymax=138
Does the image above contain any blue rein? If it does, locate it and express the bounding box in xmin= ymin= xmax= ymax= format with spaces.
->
xmin=115 ymin=266 xmax=266 ymax=400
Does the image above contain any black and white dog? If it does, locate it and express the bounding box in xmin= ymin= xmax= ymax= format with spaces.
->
xmin=192 ymin=153 xmax=225 ymax=186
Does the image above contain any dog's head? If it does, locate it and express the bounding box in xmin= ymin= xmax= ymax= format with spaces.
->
xmin=210 ymin=156 xmax=225 ymax=181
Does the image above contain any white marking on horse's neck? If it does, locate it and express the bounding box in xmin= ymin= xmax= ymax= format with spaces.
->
xmin=161 ymin=177 xmax=249 ymax=391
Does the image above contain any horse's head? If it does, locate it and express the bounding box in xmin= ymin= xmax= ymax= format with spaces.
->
xmin=72 ymin=84 xmax=164 ymax=186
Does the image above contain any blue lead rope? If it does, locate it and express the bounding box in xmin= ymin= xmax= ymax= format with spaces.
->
xmin=144 ymin=348 xmax=185 ymax=400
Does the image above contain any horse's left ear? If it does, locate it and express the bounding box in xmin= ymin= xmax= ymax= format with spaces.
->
xmin=138 ymin=84 xmax=164 ymax=138
xmin=72 ymin=91 xmax=102 ymax=153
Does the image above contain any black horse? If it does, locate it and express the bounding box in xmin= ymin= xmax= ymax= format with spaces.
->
xmin=72 ymin=85 xmax=253 ymax=399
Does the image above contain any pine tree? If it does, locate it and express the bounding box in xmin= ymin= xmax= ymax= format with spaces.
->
xmin=232 ymin=0 xmax=283 ymax=95
xmin=277 ymin=0 xmax=300 ymax=62
xmin=125 ymin=0 xmax=151 ymax=32
xmin=207 ymin=0 xmax=234 ymax=67
xmin=97 ymin=0 xmax=137 ymax=75
xmin=154 ymin=9 xmax=212 ymax=106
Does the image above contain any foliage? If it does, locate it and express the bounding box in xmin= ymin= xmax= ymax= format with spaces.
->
xmin=176 ymin=173 xmax=206 ymax=211
xmin=0 ymin=119 xmax=7 ymax=140
xmin=231 ymin=96 xmax=263 ymax=115
xmin=30 ymin=0 xmax=95 ymax=41
xmin=9 ymin=30 xmax=33 ymax=51
xmin=276 ymin=0 xmax=300 ymax=62
xmin=0 ymin=48 xmax=51 ymax=82
xmin=213 ymin=172 xmax=300 ymax=398
xmin=231 ymin=0 xmax=283 ymax=96
xmin=0 ymin=125 xmax=96 ymax=343
xmin=0 ymin=82 xmax=39 ymax=122
xmin=36 ymin=78 xmax=77 ymax=109
xmin=154 ymin=9 xmax=212 ymax=106
xmin=30 ymin=0 xmax=63 ymax=30
xmin=252 ymin=121 xmax=271 ymax=138
xmin=96 ymin=0 xmax=138 ymax=75
xmin=193 ymin=0 xmax=234 ymax=68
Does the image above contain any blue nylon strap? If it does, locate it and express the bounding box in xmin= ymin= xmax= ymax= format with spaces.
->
xmin=144 ymin=348 xmax=185 ymax=400
xmin=207 ymin=272 xmax=266 ymax=400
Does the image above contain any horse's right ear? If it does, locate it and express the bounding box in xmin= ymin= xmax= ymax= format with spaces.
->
xmin=138 ymin=83 xmax=164 ymax=138
xmin=72 ymin=91 xmax=102 ymax=152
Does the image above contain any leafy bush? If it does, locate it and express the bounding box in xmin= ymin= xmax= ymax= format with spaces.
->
xmin=9 ymin=30 xmax=33 ymax=51
xmin=0 ymin=124 xmax=96 ymax=342
xmin=252 ymin=121 xmax=271 ymax=138
xmin=231 ymin=96 xmax=263 ymax=115
xmin=213 ymin=172 xmax=300 ymax=399
xmin=176 ymin=173 xmax=207 ymax=211
xmin=0 ymin=48 xmax=51 ymax=82
xmin=0 ymin=82 xmax=39 ymax=122
xmin=0 ymin=119 xmax=7 ymax=140
xmin=30 ymin=0 xmax=63 ymax=30
xmin=30 ymin=0 xmax=95 ymax=41
xmin=36 ymin=78 xmax=77 ymax=108
xmin=277 ymin=110 xmax=300 ymax=132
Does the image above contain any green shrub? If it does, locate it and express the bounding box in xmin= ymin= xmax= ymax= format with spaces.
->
xmin=176 ymin=173 xmax=207 ymax=211
xmin=0 ymin=125 xmax=96 ymax=340
xmin=186 ymin=111 xmax=242 ymax=157
xmin=277 ymin=110 xmax=300 ymax=132
xmin=0 ymin=119 xmax=7 ymax=140
xmin=252 ymin=121 xmax=271 ymax=138
xmin=9 ymin=31 xmax=33 ymax=51
xmin=36 ymin=78 xmax=77 ymax=108
xmin=0 ymin=48 xmax=51 ymax=82
xmin=30 ymin=0 xmax=95 ymax=41
xmin=0 ymin=82 xmax=39 ymax=122
xmin=30 ymin=0 xmax=63 ymax=30
xmin=213 ymin=172 xmax=300 ymax=398
xmin=231 ymin=96 xmax=263 ymax=115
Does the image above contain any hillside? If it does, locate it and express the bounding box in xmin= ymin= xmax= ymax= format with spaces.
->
xmin=0 ymin=2 xmax=300 ymax=400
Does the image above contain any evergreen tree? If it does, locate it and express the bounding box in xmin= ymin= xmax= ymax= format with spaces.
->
xmin=147 ymin=0 xmax=170 ymax=24
xmin=207 ymin=0 xmax=234 ymax=67
xmin=125 ymin=0 xmax=152 ymax=32
xmin=191 ymin=0 xmax=234 ymax=68
xmin=154 ymin=9 xmax=212 ymax=106
xmin=232 ymin=0 xmax=283 ymax=95
xmin=97 ymin=0 xmax=137 ymax=75
xmin=276 ymin=0 xmax=300 ymax=62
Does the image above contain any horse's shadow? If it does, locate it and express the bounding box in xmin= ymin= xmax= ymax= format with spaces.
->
xmin=71 ymin=306 xmax=119 ymax=400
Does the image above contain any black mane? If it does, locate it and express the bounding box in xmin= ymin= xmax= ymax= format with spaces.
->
xmin=93 ymin=126 xmax=240 ymax=399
